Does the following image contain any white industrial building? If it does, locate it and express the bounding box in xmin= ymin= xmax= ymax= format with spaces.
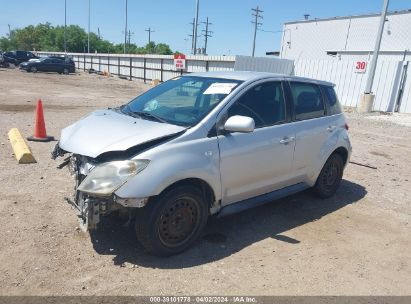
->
xmin=280 ymin=9 xmax=411 ymax=61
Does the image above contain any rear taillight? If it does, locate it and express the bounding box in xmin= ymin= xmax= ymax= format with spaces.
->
xmin=344 ymin=123 xmax=349 ymax=131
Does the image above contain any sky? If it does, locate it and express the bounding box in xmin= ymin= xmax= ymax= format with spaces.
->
xmin=1 ymin=0 xmax=410 ymax=56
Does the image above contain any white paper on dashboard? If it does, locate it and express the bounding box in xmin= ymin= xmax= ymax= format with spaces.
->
xmin=203 ymin=83 xmax=237 ymax=95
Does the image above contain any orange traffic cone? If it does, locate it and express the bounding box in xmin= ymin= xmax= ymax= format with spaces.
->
xmin=27 ymin=99 xmax=54 ymax=142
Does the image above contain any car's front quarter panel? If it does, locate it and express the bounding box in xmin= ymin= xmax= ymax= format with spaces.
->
xmin=114 ymin=126 xmax=222 ymax=205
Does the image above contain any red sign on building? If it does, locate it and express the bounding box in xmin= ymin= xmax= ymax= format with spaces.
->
xmin=355 ymin=61 xmax=367 ymax=73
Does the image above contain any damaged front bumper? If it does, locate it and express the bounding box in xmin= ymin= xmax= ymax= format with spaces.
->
xmin=52 ymin=143 xmax=149 ymax=231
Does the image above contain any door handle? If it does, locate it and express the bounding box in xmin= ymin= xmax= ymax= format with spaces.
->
xmin=280 ymin=136 xmax=295 ymax=144
xmin=327 ymin=125 xmax=337 ymax=132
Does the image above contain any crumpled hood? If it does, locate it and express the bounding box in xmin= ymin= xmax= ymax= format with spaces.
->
xmin=59 ymin=109 xmax=185 ymax=158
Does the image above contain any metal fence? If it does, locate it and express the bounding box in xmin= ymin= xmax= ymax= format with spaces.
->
xmin=37 ymin=52 xmax=235 ymax=83
xmin=37 ymin=52 xmax=411 ymax=113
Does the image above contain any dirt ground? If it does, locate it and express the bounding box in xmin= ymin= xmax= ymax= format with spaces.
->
xmin=0 ymin=68 xmax=410 ymax=296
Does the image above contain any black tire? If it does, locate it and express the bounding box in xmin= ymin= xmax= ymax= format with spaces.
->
xmin=30 ymin=66 xmax=37 ymax=73
xmin=314 ymin=153 xmax=344 ymax=198
xmin=63 ymin=68 xmax=69 ymax=75
xmin=135 ymin=185 xmax=208 ymax=256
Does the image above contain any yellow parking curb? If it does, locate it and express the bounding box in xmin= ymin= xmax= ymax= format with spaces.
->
xmin=8 ymin=128 xmax=37 ymax=164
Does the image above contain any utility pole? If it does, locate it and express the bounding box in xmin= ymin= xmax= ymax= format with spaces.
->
xmin=189 ymin=18 xmax=195 ymax=54
xmin=193 ymin=0 xmax=200 ymax=55
xmin=365 ymin=0 xmax=390 ymax=94
xmin=64 ymin=0 xmax=67 ymax=53
xmin=145 ymin=27 xmax=155 ymax=44
xmin=87 ymin=0 xmax=90 ymax=53
xmin=124 ymin=0 xmax=128 ymax=54
xmin=98 ymin=27 xmax=101 ymax=39
xmin=251 ymin=6 xmax=263 ymax=57
xmin=201 ymin=17 xmax=213 ymax=55
xmin=7 ymin=24 xmax=11 ymax=37
xmin=127 ymin=30 xmax=134 ymax=48
xmin=359 ymin=0 xmax=390 ymax=112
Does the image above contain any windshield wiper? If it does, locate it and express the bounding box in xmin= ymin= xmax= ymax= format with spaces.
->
xmin=131 ymin=111 xmax=168 ymax=124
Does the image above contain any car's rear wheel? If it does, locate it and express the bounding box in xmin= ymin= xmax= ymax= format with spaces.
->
xmin=63 ymin=68 xmax=69 ymax=75
xmin=135 ymin=185 xmax=208 ymax=256
xmin=314 ymin=153 xmax=344 ymax=198
xmin=30 ymin=66 xmax=37 ymax=73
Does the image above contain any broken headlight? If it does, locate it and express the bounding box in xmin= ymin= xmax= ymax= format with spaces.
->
xmin=77 ymin=160 xmax=150 ymax=196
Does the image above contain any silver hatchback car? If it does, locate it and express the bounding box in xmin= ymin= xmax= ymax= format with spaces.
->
xmin=52 ymin=71 xmax=352 ymax=255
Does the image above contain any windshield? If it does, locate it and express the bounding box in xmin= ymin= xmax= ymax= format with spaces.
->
xmin=122 ymin=76 xmax=242 ymax=127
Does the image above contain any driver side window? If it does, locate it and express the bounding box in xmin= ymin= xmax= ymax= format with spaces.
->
xmin=227 ymin=81 xmax=286 ymax=128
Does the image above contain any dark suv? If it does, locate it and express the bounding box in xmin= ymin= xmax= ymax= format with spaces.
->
xmin=20 ymin=57 xmax=75 ymax=74
xmin=3 ymin=51 xmax=39 ymax=66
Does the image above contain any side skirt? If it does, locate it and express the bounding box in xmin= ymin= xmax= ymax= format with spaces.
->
xmin=217 ymin=183 xmax=309 ymax=218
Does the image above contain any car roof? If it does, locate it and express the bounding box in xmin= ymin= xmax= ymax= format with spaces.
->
xmin=188 ymin=71 xmax=335 ymax=86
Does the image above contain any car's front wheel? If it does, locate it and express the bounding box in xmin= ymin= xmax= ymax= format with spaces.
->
xmin=30 ymin=66 xmax=37 ymax=73
xmin=314 ymin=153 xmax=344 ymax=198
xmin=135 ymin=185 xmax=208 ymax=256
xmin=63 ymin=68 xmax=69 ymax=75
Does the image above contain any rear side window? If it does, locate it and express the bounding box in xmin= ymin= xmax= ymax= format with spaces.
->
xmin=290 ymin=82 xmax=325 ymax=120
xmin=322 ymin=85 xmax=342 ymax=115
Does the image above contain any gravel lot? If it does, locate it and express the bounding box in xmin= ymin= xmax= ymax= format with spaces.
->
xmin=0 ymin=68 xmax=410 ymax=296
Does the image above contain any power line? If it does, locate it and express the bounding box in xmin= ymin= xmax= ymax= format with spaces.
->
xmin=201 ymin=17 xmax=213 ymax=55
xmin=145 ymin=27 xmax=155 ymax=44
xmin=251 ymin=5 xmax=263 ymax=57
xmin=259 ymin=29 xmax=283 ymax=34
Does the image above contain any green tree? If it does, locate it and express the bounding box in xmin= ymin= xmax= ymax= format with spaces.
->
xmin=155 ymin=43 xmax=172 ymax=55
xmin=145 ymin=41 xmax=156 ymax=54
xmin=0 ymin=23 xmax=174 ymax=55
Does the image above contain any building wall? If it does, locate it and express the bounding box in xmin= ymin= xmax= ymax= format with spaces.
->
xmin=293 ymin=59 xmax=410 ymax=112
xmin=281 ymin=10 xmax=411 ymax=60
xmin=338 ymin=51 xmax=411 ymax=62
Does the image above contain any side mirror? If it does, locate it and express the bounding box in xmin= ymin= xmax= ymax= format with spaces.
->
xmin=223 ymin=115 xmax=255 ymax=133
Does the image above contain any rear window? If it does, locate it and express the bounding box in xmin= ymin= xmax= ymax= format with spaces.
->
xmin=322 ymin=85 xmax=342 ymax=115
xmin=290 ymin=82 xmax=325 ymax=120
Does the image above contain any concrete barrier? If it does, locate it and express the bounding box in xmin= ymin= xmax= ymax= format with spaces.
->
xmin=8 ymin=128 xmax=36 ymax=164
